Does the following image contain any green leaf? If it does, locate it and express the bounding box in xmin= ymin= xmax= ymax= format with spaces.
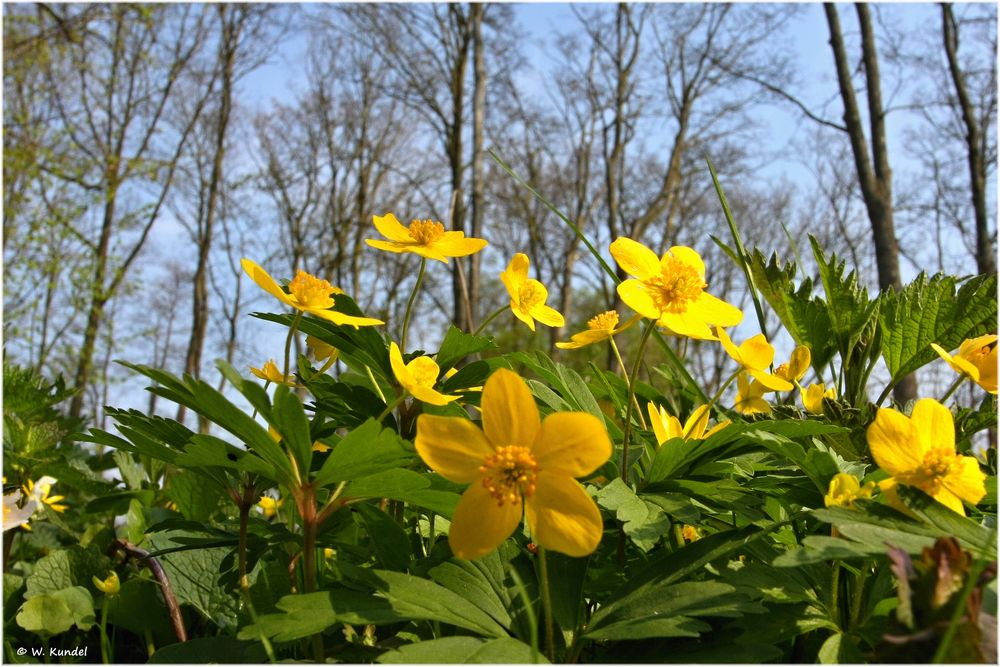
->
xmin=16 ymin=593 xmax=75 ymax=636
xmin=879 ymin=273 xmax=997 ymax=382
xmin=165 ymin=469 xmax=223 ymax=523
xmin=437 ymin=326 xmax=498 ymax=371
xmin=344 ymin=469 xmax=461 ymax=517
xmin=810 ymin=236 xmax=878 ymax=357
xmin=108 ymin=578 xmax=176 ymax=647
xmin=818 ymin=632 xmax=865 ymax=663
xmin=313 ymin=420 xmax=413 ymax=487
xmin=149 ymin=637 xmax=268 ymax=664
xmin=353 ymin=503 xmax=412 ymax=572
xmin=377 ymin=637 xmax=546 ymax=664
xmin=596 ymin=479 xmax=670 ymax=551
xmin=238 ymin=589 xmax=404 ymax=642
xmin=25 ymin=546 xmax=110 ymax=599
xmin=428 ymin=559 xmax=512 ymax=630
xmin=270 ymin=385 xmax=313 ymax=475
xmin=174 ymin=434 xmax=275 ymax=479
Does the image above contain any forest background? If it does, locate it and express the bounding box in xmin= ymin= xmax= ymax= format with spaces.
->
xmin=3 ymin=2 xmax=996 ymax=431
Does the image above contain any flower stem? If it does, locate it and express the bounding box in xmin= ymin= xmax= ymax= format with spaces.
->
xmin=238 ymin=489 xmax=277 ymax=663
xmin=609 ymin=336 xmax=646 ymax=430
xmin=705 ymin=370 xmax=739 ymax=416
xmin=99 ymin=596 xmax=111 ymax=663
xmin=507 ymin=565 xmax=539 ymax=664
xmin=940 ymin=375 xmax=967 ymax=404
xmin=365 ymin=365 xmax=387 ymax=402
xmin=621 ymin=321 xmax=655 ymax=484
xmin=283 ymin=311 xmax=304 ymax=384
xmin=472 ymin=305 xmax=507 ymax=337
xmin=401 ymin=258 xmax=426 ymax=351
xmin=537 ymin=546 xmax=556 ymax=663
xmin=377 ymin=393 xmax=408 ymax=422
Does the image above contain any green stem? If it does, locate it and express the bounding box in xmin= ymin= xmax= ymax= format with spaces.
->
xmin=377 ymin=393 xmax=408 ymax=422
xmin=283 ymin=311 xmax=304 ymax=384
xmin=365 ymin=365 xmax=387 ymax=402
xmin=940 ymin=374 xmax=967 ymax=404
xmin=538 ymin=546 xmax=556 ymax=663
xmin=302 ymin=514 xmax=323 ymax=660
xmin=849 ymin=564 xmax=869 ymax=630
xmin=609 ymin=336 xmax=646 ymax=430
xmin=472 ymin=305 xmax=507 ymax=337
xmin=621 ymin=321 xmax=655 ymax=484
xmin=99 ymin=596 xmax=111 ymax=664
xmin=830 ymin=560 xmax=841 ymax=628
xmin=400 ymin=258 xmax=426 ymax=351
xmin=238 ymin=497 xmax=277 ymax=663
xmin=507 ymin=566 xmax=540 ymax=664
xmin=705 ymin=370 xmax=740 ymax=416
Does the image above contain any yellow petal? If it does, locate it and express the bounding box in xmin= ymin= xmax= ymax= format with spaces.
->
xmin=406 ymin=245 xmax=452 ymax=264
xmin=647 ymin=402 xmax=670 ymax=446
xmin=556 ymin=329 xmax=610 ymax=349
xmin=409 ymin=384 xmax=460 ymax=406
xmin=682 ymin=404 xmax=712 ymax=439
xmin=511 ymin=303 xmax=537 ymax=331
xmin=657 ymin=312 xmax=716 ymax=340
xmin=389 ymin=342 xmax=411 ymax=386
xmin=667 ymin=246 xmax=706 ymax=280
xmin=666 ymin=415 xmax=684 ymax=441
xmin=878 ymin=477 xmax=915 ymax=517
xmin=749 ymin=368 xmax=793 ymax=392
xmin=942 ymin=455 xmax=987 ymax=507
xmin=414 ymin=414 xmax=493 ymax=483
xmin=242 ymin=258 xmax=294 ymax=308
xmin=739 ymin=334 xmax=776 ymax=371
xmin=929 ymin=486 xmax=967 ymax=516
xmin=434 ymin=233 xmax=489 ymax=258
xmin=364 ymin=239 xmax=410 ymax=254
xmin=506 ymin=253 xmax=530 ymax=283
xmin=786 ymin=346 xmax=812 ymax=381
xmin=309 ymin=309 xmax=384 ymax=328
xmin=534 ymin=412 xmax=611 ymax=477
xmin=693 ymin=292 xmax=743 ymax=327
xmin=530 ymin=303 xmax=565 ymax=328
xmin=373 ymin=213 xmax=414 ymax=242
xmin=958 ymin=333 xmax=997 ymax=358
xmin=867 ymin=408 xmax=921 ymax=477
xmin=802 ymin=383 xmax=827 ymax=414
xmin=609 ymin=237 xmax=661 ymax=280
xmin=525 ymin=473 xmax=603 ymax=557
xmin=617 ymin=280 xmax=659 ymax=319
xmin=909 ymin=398 xmax=954 ymax=454
xmin=717 ymin=326 xmax=742 ymax=363
xmin=481 ymin=369 xmax=540 ymax=448
xmin=449 ymin=482 xmax=522 ymax=559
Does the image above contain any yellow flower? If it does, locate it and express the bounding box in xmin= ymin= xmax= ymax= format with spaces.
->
xmin=241 ymin=259 xmax=383 ymax=328
xmin=92 ymin=571 xmax=120 ymax=595
xmin=365 ymin=213 xmax=487 ymax=263
xmin=681 ymin=525 xmax=701 ymax=542
xmin=646 ymin=402 xmax=729 ymax=445
xmin=415 ymin=369 xmax=611 ymax=559
xmin=867 ymin=398 xmax=986 ymax=515
xmin=734 ymin=372 xmax=771 ymax=415
xmin=555 ymin=311 xmax=640 ymax=349
xmin=802 ymin=383 xmax=836 ymax=414
xmin=22 ymin=477 xmax=67 ymax=513
xmin=824 ymin=473 xmax=875 ymax=508
xmin=250 ymin=359 xmax=296 ymax=386
xmin=389 ymin=342 xmax=459 ymax=406
xmin=609 ymin=238 xmax=742 ymax=340
xmin=717 ymin=328 xmax=793 ymax=391
xmin=775 ymin=346 xmax=811 ymax=384
xmin=323 ymin=547 xmax=335 ymax=560
xmin=500 ymin=254 xmax=565 ymax=332
xmin=306 ymin=336 xmax=339 ymax=363
xmin=931 ymin=334 xmax=997 ymax=394
xmin=257 ymin=495 xmax=283 ymax=519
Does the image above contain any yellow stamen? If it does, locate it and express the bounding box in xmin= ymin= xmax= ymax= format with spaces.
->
xmin=646 ymin=257 xmax=706 ymax=314
xmin=517 ymin=282 xmax=546 ymax=310
xmin=900 ymin=447 xmax=962 ymax=492
xmin=288 ymin=270 xmax=342 ymax=309
xmin=477 ymin=446 xmax=539 ymax=507
xmin=587 ymin=311 xmax=619 ymax=331
xmin=408 ymin=219 xmax=446 ymax=244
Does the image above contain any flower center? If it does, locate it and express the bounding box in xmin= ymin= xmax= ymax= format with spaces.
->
xmin=288 ymin=270 xmax=342 ymax=309
xmin=587 ymin=311 xmax=619 ymax=331
xmin=408 ymin=219 xmax=445 ymax=245
xmin=517 ymin=282 xmax=545 ymax=309
xmin=478 ymin=446 xmax=539 ymax=507
xmin=968 ymin=343 xmax=994 ymax=363
xmin=407 ymin=356 xmax=440 ymax=387
xmin=901 ymin=447 xmax=961 ymax=492
xmin=645 ymin=256 xmax=706 ymax=314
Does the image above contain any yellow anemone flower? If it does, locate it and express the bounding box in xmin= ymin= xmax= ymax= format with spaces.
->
xmin=681 ymin=525 xmax=701 ymax=542
xmin=306 ymin=335 xmax=339 ymax=363
xmin=802 ymin=383 xmax=836 ymax=414
xmin=250 ymin=359 xmax=296 ymax=386
xmin=23 ymin=477 xmax=67 ymax=513
xmin=241 ymin=259 xmax=383 ymax=328
xmin=414 ymin=368 xmax=611 ymax=559
xmin=389 ymin=342 xmax=459 ymax=406
xmin=734 ymin=372 xmax=771 ymax=415
xmin=867 ymin=398 xmax=986 ymax=515
xmin=92 ymin=571 xmax=121 ymax=596
xmin=500 ymin=254 xmax=565 ymax=332
xmin=365 ymin=213 xmax=487 ymax=263
xmin=930 ymin=334 xmax=997 ymax=394
xmin=609 ymin=238 xmax=742 ymax=340
xmin=824 ymin=473 xmax=875 ymax=508
xmin=776 ymin=346 xmax=811 ymax=384
xmin=646 ymin=402 xmax=729 ymax=445
xmin=257 ymin=495 xmax=283 ymax=519
xmin=717 ymin=328 xmax=793 ymax=391
xmin=555 ymin=311 xmax=640 ymax=349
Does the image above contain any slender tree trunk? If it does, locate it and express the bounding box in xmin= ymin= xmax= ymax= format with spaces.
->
xmin=470 ymin=3 xmax=486 ymax=325
xmin=825 ymin=3 xmax=915 ymax=403
xmin=447 ymin=5 xmax=471 ymax=331
xmin=941 ymin=3 xmax=995 ymax=275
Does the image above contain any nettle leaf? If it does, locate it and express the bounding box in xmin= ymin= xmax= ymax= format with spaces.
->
xmin=25 ymin=546 xmax=111 ymax=599
xmin=879 ymin=272 xmax=997 ymax=382
xmin=596 ymin=479 xmax=671 ymax=552
xmin=377 ymin=637 xmax=545 ymax=664
xmin=437 ymin=325 xmax=498 ymax=371
xmin=810 ymin=236 xmax=879 ymax=356
xmin=749 ymin=249 xmax=837 ymax=370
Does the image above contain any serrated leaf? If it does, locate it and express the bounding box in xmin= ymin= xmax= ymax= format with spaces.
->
xmin=436 ymin=326 xmax=498 ymax=371
xmin=377 ymin=637 xmax=545 ymax=664
xmin=810 ymin=236 xmax=878 ymax=356
xmin=25 ymin=546 xmax=111 ymax=598
xmin=596 ymin=478 xmax=670 ymax=551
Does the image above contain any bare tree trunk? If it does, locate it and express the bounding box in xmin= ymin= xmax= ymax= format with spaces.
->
xmin=941 ymin=3 xmax=995 ymax=275
xmin=470 ymin=2 xmax=486 ymax=325
xmin=825 ymin=3 xmax=915 ymax=403
xmin=447 ymin=4 xmax=472 ymax=332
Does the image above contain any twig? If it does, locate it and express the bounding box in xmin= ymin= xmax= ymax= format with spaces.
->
xmin=109 ymin=539 xmax=187 ymax=642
